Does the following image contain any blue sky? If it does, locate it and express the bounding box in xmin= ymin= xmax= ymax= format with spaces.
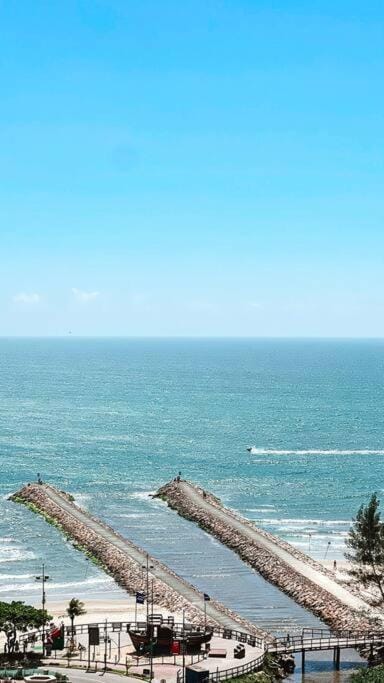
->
xmin=1 ymin=0 xmax=383 ymax=336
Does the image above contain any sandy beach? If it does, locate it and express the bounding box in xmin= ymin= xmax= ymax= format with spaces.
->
xmin=33 ymin=597 xmax=184 ymax=627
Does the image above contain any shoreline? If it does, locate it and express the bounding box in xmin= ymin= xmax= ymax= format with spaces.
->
xmin=35 ymin=597 xmax=184 ymax=625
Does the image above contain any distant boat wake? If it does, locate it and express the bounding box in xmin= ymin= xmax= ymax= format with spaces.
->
xmin=247 ymin=448 xmax=384 ymax=456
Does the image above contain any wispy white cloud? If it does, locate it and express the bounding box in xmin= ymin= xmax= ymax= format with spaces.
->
xmin=72 ymin=288 xmax=100 ymax=303
xmin=13 ymin=292 xmax=41 ymax=304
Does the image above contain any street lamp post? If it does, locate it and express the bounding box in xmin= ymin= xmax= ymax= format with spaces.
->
xmin=147 ymin=622 xmax=158 ymax=682
xmin=141 ymin=554 xmax=154 ymax=623
xmin=35 ymin=564 xmax=50 ymax=654
xmin=103 ymin=619 xmax=108 ymax=672
xmin=139 ymin=555 xmax=155 ymax=678
xmin=151 ymin=578 xmax=154 ymax=621
xmin=182 ymin=609 xmax=186 ymax=683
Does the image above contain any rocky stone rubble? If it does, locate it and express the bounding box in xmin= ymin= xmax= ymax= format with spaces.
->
xmin=10 ymin=483 xmax=268 ymax=642
xmin=156 ymin=480 xmax=381 ymax=633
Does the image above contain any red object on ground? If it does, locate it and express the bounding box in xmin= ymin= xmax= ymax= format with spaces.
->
xmin=171 ymin=641 xmax=181 ymax=655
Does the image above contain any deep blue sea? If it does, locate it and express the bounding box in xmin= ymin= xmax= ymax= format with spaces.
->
xmin=1 ymin=338 xmax=383 ymax=679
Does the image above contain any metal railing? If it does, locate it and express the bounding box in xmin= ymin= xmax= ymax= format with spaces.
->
xmin=17 ymin=623 xmax=384 ymax=682
xmin=210 ymin=626 xmax=263 ymax=649
xmin=207 ymin=652 xmax=265 ymax=681
xmin=267 ymin=628 xmax=384 ymax=655
xmin=207 ymin=627 xmax=384 ymax=681
xmin=17 ymin=619 xmax=266 ymax=681
xmin=302 ymin=627 xmax=384 ymax=640
xmin=19 ymin=620 xmax=264 ymax=650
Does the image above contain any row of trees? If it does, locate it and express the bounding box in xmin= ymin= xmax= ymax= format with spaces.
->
xmin=0 ymin=598 xmax=86 ymax=653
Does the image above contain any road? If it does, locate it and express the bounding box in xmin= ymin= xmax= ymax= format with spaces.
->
xmin=40 ymin=666 xmax=139 ymax=683
xmin=178 ymin=481 xmax=373 ymax=614
xmin=41 ymin=485 xmax=256 ymax=633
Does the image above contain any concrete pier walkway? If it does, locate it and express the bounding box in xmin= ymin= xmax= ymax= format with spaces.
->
xmin=43 ymin=485 xmax=233 ymax=623
xmin=157 ymin=479 xmax=381 ymax=632
xmin=12 ymin=483 xmax=265 ymax=638
xmin=179 ymin=481 xmax=368 ymax=612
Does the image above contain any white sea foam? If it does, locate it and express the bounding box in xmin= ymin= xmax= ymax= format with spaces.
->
xmin=115 ymin=513 xmax=147 ymax=519
xmin=256 ymin=518 xmax=349 ymax=525
xmin=0 ymin=575 xmax=113 ymax=594
xmin=129 ymin=491 xmax=156 ymax=500
xmin=0 ymin=548 xmax=36 ymax=563
xmin=249 ymin=448 xmax=384 ymax=455
xmin=294 ymin=540 xmax=346 ymax=550
xmin=72 ymin=493 xmax=91 ymax=508
xmin=246 ymin=505 xmax=276 ymax=510
xmin=0 ymin=573 xmax=35 ymax=579
xmin=278 ymin=529 xmax=348 ymax=538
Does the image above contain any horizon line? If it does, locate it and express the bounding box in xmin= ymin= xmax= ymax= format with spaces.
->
xmin=1 ymin=335 xmax=384 ymax=341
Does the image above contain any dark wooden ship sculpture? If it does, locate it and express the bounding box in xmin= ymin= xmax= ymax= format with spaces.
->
xmin=128 ymin=615 xmax=213 ymax=655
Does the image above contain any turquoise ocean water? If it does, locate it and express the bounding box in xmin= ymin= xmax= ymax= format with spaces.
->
xmin=1 ymin=338 xmax=383 ymax=678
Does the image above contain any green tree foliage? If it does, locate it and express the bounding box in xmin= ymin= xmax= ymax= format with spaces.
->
xmin=66 ymin=598 xmax=86 ymax=639
xmin=0 ymin=600 xmax=52 ymax=652
xmin=346 ymin=493 xmax=384 ymax=602
xmin=351 ymin=665 xmax=384 ymax=681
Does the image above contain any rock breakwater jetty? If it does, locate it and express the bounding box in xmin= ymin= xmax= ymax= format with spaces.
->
xmin=156 ymin=479 xmax=382 ymax=633
xmin=11 ymin=482 xmax=267 ymax=640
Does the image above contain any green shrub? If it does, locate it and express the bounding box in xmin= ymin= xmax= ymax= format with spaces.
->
xmin=351 ymin=665 xmax=384 ymax=681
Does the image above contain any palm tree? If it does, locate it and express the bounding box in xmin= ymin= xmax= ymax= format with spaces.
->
xmin=66 ymin=598 xmax=86 ymax=643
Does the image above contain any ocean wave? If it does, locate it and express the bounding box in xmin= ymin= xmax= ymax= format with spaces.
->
xmin=0 ymin=575 xmax=114 ymax=594
xmin=245 ymin=505 xmax=276 ymax=510
xmin=294 ymin=540 xmax=347 ymax=550
xmin=0 ymin=548 xmax=36 ymax=563
xmin=279 ymin=529 xmax=348 ymax=538
xmin=0 ymin=573 xmax=35 ymax=579
xmin=129 ymin=491 xmax=156 ymax=500
xmin=249 ymin=448 xmax=384 ymax=455
xmin=256 ymin=518 xmax=349 ymax=525
xmin=114 ymin=512 xmax=148 ymax=519
xmin=278 ymin=532 xmax=348 ymax=542
xmin=72 ymin=493 xmax=91 ymax=508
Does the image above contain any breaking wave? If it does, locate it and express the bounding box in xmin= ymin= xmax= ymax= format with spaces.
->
xmin=255 ymin=518 xmax=349 ymax=525
xmin=0 ymin=548 xmax=36 ymax=563
xmin=0 ymin=573 xmax=35 ymax=579
xmin=0 ymin=575 xmax=114 ymax=594
xmin=248 ymin=448 xmax=384 ymax=456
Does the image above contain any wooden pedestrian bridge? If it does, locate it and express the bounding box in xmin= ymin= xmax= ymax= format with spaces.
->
xmin=270 ymin=627 xmax=384 ymax=655
xmin=204 ymin=628 xmax=384 ymax=680
xmin=267 ymin=627 xmax=384 ymax=675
